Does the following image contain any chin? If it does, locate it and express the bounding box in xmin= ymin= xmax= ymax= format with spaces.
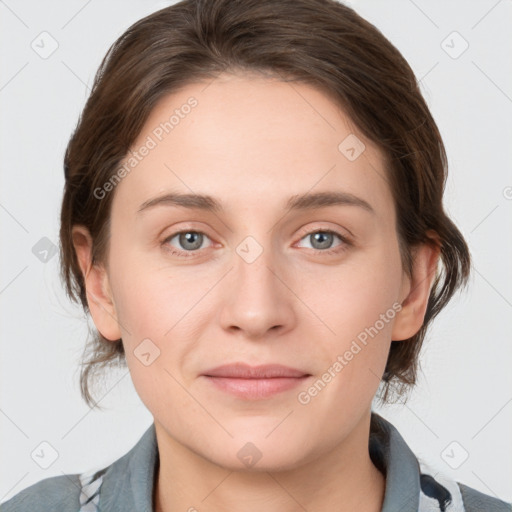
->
xmin=197 ymin=428 xmax=309 ymax=473
xmin=210 ymin=447 xmax=306 ymax=473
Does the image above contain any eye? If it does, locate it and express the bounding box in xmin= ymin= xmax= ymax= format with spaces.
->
xmin=162 ymin=230 xmax=212 ymax=257
xmin=295 ymin=229 xmax=350 ymax=255
xmin=161 ymin=228 xmax=351 ymax=258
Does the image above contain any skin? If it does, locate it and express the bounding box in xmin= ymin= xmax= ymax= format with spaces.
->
xmin=73 ymin=72 xmax=440 ymax=512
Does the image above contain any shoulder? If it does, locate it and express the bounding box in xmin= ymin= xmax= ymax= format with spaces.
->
xmin=0 ymin=424 xmax=157 ymax=512
xmin=457 ymin=482 xmax=512 ymax=512
xmin=0 ymin=466 xmax=107 ymax=512
xmin=0 ymin=473 xmax=82 ymax=512
xmin=369 ymin=412 xmax=511 ymax=512
xmin=418 ymin=459 xmax=511 ymax=512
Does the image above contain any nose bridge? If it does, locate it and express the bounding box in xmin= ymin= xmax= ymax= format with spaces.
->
xmin=233 ymin=233 xmax=282 ymax=306
xmin=218 ymin=233 xmax=295 ymax=337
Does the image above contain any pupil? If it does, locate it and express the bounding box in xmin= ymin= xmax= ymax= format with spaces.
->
xmin=313 ymin=232 xmax=332 ymax=249
xmin=181 ymin=232 xmax=202 ymax=250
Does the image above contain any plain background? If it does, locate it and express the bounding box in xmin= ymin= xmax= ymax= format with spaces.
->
xmin=1 ymin=0 xmax=511 ymax=504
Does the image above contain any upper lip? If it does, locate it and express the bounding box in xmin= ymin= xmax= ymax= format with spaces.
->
xmin=202 ymin=363 xmax=310 ymax=379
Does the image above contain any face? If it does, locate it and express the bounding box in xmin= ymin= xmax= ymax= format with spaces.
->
xmin=83 ymin=72 xmax=418 ymax=471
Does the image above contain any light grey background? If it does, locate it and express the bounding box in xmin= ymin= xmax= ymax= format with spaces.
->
xmin=1 ymin=0 xmax=511 ymax=504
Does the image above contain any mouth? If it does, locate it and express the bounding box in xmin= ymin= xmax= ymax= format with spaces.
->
xmin=201 ymin=363 xmax=312 ymax=400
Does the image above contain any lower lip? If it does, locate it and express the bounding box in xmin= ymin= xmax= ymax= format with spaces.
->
xmin=203 ymin=375 xmax=310 ymax=400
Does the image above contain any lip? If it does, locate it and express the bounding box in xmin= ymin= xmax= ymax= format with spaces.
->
xmin=201 ymin=363 xmax=311 ymax=400
xmin=202 ymin=363 xmax=309 ymax=379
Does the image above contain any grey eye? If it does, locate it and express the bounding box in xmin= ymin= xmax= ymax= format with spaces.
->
xmin=308 ymin=231 xmax=335 ymax=250
xmin=296 ymin=230 xmax=345 ymax=252
xmin=164 ymin=231 xmax=207 ymax=252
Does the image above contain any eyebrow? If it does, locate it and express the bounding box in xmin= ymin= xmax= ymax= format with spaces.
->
xmin=137 ymin=190 xmax=375 ymax=215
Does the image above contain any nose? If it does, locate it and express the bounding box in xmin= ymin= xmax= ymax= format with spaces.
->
xmin=218 ymin=241 xmax=297 ymax=340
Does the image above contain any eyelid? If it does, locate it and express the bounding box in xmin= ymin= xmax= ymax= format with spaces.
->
xmin=293 ymin=226 xmax=352 ymax=254
xmin=294 ymin=224 xmax=352 ymax=243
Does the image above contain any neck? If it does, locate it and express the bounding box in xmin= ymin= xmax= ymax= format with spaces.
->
xmin=153 ymin=412 xmax=385 ymax=512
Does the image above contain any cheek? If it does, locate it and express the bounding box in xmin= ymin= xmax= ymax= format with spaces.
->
xmin=300 ymin=237 xmax=403 ymax=393
xmin=108 ymin=245 xmax=194 ymax=338
xmin=301 ymin=240 xmax=403 ymax=338
xmin=110 ymin=271 xmax=165 ymax=340
xmin=107 ymin=252 xmax=215 ymax=378
xmin=108 ymin=261 xmax=193 ymax=415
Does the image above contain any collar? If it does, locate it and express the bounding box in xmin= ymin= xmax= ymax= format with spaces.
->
xmin=369 ymin=412 xmax=421 ymax=511
xmin=97 ymin=412 xmax=422 ymax=511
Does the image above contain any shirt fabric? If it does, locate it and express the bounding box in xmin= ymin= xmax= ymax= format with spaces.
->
xmin=1 ymin=412 xmax=510 ymax=512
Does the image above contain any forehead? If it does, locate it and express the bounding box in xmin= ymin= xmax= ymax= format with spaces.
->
xmin=113 ymin=73 xmax=392 ymax=218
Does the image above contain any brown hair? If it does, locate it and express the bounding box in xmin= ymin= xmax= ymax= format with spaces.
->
xmin=60 ymin=0 xmax=471 ymax=408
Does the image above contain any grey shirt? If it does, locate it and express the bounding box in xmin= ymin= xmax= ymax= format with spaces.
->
xmin=1 ymin=412 xmax=510 ymax=511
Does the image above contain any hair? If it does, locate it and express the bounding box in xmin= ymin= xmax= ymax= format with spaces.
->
xmin=60 ymin=0 xmax=471 ymax=408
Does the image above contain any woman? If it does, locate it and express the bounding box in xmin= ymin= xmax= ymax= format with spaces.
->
xmin=2 ymin=0 xmax=510 ymax=511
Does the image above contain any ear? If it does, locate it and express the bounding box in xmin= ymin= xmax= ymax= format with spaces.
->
xmin=391 ymin=231 xmax=441 ymax=341
xmin=72 ymin=225 xmax=122 ymax=341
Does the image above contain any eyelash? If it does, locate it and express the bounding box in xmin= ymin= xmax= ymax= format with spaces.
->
xmin=161 ymin=228 xmax=352 ymax=258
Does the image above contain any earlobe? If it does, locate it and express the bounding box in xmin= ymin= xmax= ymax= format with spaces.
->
xmin=391 ymin=235 xmax=441 ymax=341
xmin=72 ymin=226 xmax=122 ymax=341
